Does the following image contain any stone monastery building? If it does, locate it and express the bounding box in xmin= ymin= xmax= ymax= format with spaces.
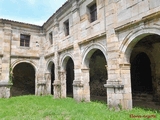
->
xmin=0 ymin=0 xmax=160 ymax=110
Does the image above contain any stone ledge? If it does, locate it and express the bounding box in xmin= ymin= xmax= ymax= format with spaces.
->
xmin=104 ymin=84 xmax=124 ymax=89
xmin=53 ymin=80 xmax=61 ymax=86
xmin=37 ymin=81 xmax=46 ymax=85
xmin=73 ymin=81 xmax=83 ymax=87
xmin=0 ymin=82 xmax=13 ymax=87
xmin=72 ymin=83 xmax=83 ymax=87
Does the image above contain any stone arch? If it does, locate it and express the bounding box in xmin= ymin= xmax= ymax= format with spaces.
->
xmin=82 ymin=43 xmax=107 ymax=68
xmin=11 ymin=61 xmax=36 ymax=96
xmin=119 ymin=27 xmax=160 ymax=62
xmin=130 ymin=47 xmax=155 ymax=65
xmin=60 ymin=53 xmax=74 ymax=98
xmin=46 ymin=60 xmax=55 ymax=72
xmin=11 ymin=60 xmax=37 ymax=72
xmin=46 ymin=60 xmax=55 ymax=95
xmin=82 ymin=44 xmax=108 ymax=102
xmin=121 ymin=27 xmax=160 ymax=109
xmin=61 ymin=53 xmax=74 ymax=71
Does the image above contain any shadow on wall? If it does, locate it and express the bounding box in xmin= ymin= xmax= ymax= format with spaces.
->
xmin=11 ymin=63 xmax=35 ymax=96
xmin=89 ymin=50 xmax=107 ymax=97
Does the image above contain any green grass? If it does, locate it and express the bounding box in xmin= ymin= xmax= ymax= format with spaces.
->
xmin=0 ymin=95 xmax=159 ymax=120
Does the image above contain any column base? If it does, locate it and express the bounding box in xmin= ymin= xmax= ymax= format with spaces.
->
xmin=0 ymin=82 xmax=12 ymax=98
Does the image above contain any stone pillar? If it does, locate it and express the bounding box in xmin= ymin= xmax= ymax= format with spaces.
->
xmin=81 ymin=68 xmax=90 ymax=102
xmin=119 ymin=63 xmax=132 ymax=110
xmin=37 ymin=72 xmax=46 ymax=96
xmin=152 ymin=62 xmax=160 ymax=102
xmin=53 ymin=18 xmax=62 ymax=99
xmin=71 ymin=1 xmax=84 ymax=102
xmin=44 ymin=72 xmax=51 ymax=95
xmin=53 ymin=71 xmax=65 ymax=98
xmin=150 ymin=63 xmax=157 ymax=101
xmin=2 ymin=24 xmax=11 ymax=82
xmin=104 ymin=63 xmax=132 ymax=110
xmin=0 ymin=83 xmax=12 ymax=98
xmin=73 ymin=69 xmax=83 ymax=101
xmin=0 ymin=24 xmax=12 ymax=98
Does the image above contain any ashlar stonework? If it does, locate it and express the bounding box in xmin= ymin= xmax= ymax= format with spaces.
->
xmin=0 ymin=0 xmax=160 ymax=110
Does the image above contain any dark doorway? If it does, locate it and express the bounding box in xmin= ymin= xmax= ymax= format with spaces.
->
xmin=66 ymin=58 xmax=74 ymax=97
xmin=11 ymin=63 xmax=35 ymax=96
xmin=51 ymin=64 xmax=55 ymax=95
xmin=89 ymin=49 xmax=107 ymax=102
xmin=131 ymin=52 xmax=153 ymax=93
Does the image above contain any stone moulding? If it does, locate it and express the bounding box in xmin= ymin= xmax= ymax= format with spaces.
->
xmin=104 ymin=84 xmax=124 ymax=89
xmin=115 ymin=11 xmax=160 ymax=32
xmin=0 ymin=82 xmax=13 ymax=87
xmin=78 ymin=31 xmax=106 ymax=45
xmin=72 ymin=83 xmax=83 ymax=87
xmin=73 ymin=81 xmax=83 ymax=87
xmin=37 ymin=81 xmax=46 ymax=85
xmin=44 ymin=52 xmax=55 ymax=59
xmin=53 ymin=80 xmax=61 ymax=86
xmin=11 ymin=55 xmax=40 ymax=59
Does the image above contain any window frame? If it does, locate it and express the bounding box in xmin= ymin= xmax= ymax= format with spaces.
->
xmin=88 ymin=3 xmax=97 ymax=23
xmin=64 ymin=19 xmax=69 ymax=36
xmin=49 ymin=32 xmax=53 ymax=44
xmin=20 ymin=34 xmax=30 ymax=47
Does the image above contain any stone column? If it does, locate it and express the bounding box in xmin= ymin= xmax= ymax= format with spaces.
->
xmin=119 ymin=63 xmax=132 ymax=110
xmin=44 ymin=72 xmax=51 ymax=95
xmin=37 ymin=72 xmax=46 ymax=96
xmin=1 ymin=24 xmax=11 ymax=82
xmin=71 ymin=1 xmax=84 ymax=101
xmin=81 ymin=68 xmax=90 ymax=102
xmin=0 ymin=24 xmax=12 ymax=98
xmin=73 ymin=69 xmax=83 ymax=101
xmin=53 ymin=18 xmax=62 ymax=99
xmin=104 ymin=63 xmax=132 ymax=110
xmin=53 ymin=71 xmax=65 ymax=98
xmin=152 ymin=62 xmax=160 ymax=102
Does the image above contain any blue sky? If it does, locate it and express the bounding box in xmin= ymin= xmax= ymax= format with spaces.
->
xmin=0 ymin=0 xmax=67 ymax=25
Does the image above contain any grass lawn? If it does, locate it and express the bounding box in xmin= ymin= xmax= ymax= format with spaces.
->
xmin=0 ymin=95 xmax=159 ymax=120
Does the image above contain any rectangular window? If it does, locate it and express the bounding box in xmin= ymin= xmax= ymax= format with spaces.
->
xmin=20 ymin=34 xmax=30 ymax=47
xmin=89 ymin=3 xmax=97 ymax=22
xmin=64 ymin=20 xmax=69 ymax=36
xmin=49 ymin=32 xmax=53 ymax=44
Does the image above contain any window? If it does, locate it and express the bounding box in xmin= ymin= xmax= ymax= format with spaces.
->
xmin=64 ymin=20 xmax=69 ymax=36
xmin=20 ymin=34 xmax=30 ymax=47
xmin=89 ymin=3 xmax=97 ymax=22
xmin=49 ymin=32 xmax=53 ymax=44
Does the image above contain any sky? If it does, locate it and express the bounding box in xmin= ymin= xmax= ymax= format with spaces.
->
xmin=0 ymin=0 xmax=67 ymax=26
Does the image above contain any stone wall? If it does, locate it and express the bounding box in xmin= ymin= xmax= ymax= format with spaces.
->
xmin=0 ymin=0 xmax=160 ymax=110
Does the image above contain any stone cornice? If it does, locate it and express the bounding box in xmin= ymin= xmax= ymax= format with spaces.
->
xmin=78 ymin=31 xmax=106 ymax=45
xmin=11 ymin=55 xmax=40 ymax=59
xmin=58 ymin=45 xmax=73 ymax=53
xmin=0 ymin=19 xmax=42 ymax=30
xmin=115 ymin=11 xmax=160 ymax=32
xmin=0 ymin=82 xmax=13 ymax=87
xmin=44 ymin=52 xmax=55 ymax=59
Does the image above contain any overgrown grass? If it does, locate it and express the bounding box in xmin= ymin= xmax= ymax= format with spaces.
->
xmin=0 ymin=95 xmax=159 ymax=120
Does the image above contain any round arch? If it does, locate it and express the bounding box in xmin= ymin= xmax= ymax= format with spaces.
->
xmin=46 ymin=60 xmax=55 ymax=73
xmin=11 ymin=62 xmax=36 ymax=96
xmin=82 ymin=43 xmax=107 ymax=68
xmin=130 ymin=47 xmax=155 ymax=65
xmin=11 ymin=60 xmax=37 ymax=72
xmin=61 ymin=53 xmax=74 ymax=70
xmin=119 ymin=27 xmax=160 ymax=62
